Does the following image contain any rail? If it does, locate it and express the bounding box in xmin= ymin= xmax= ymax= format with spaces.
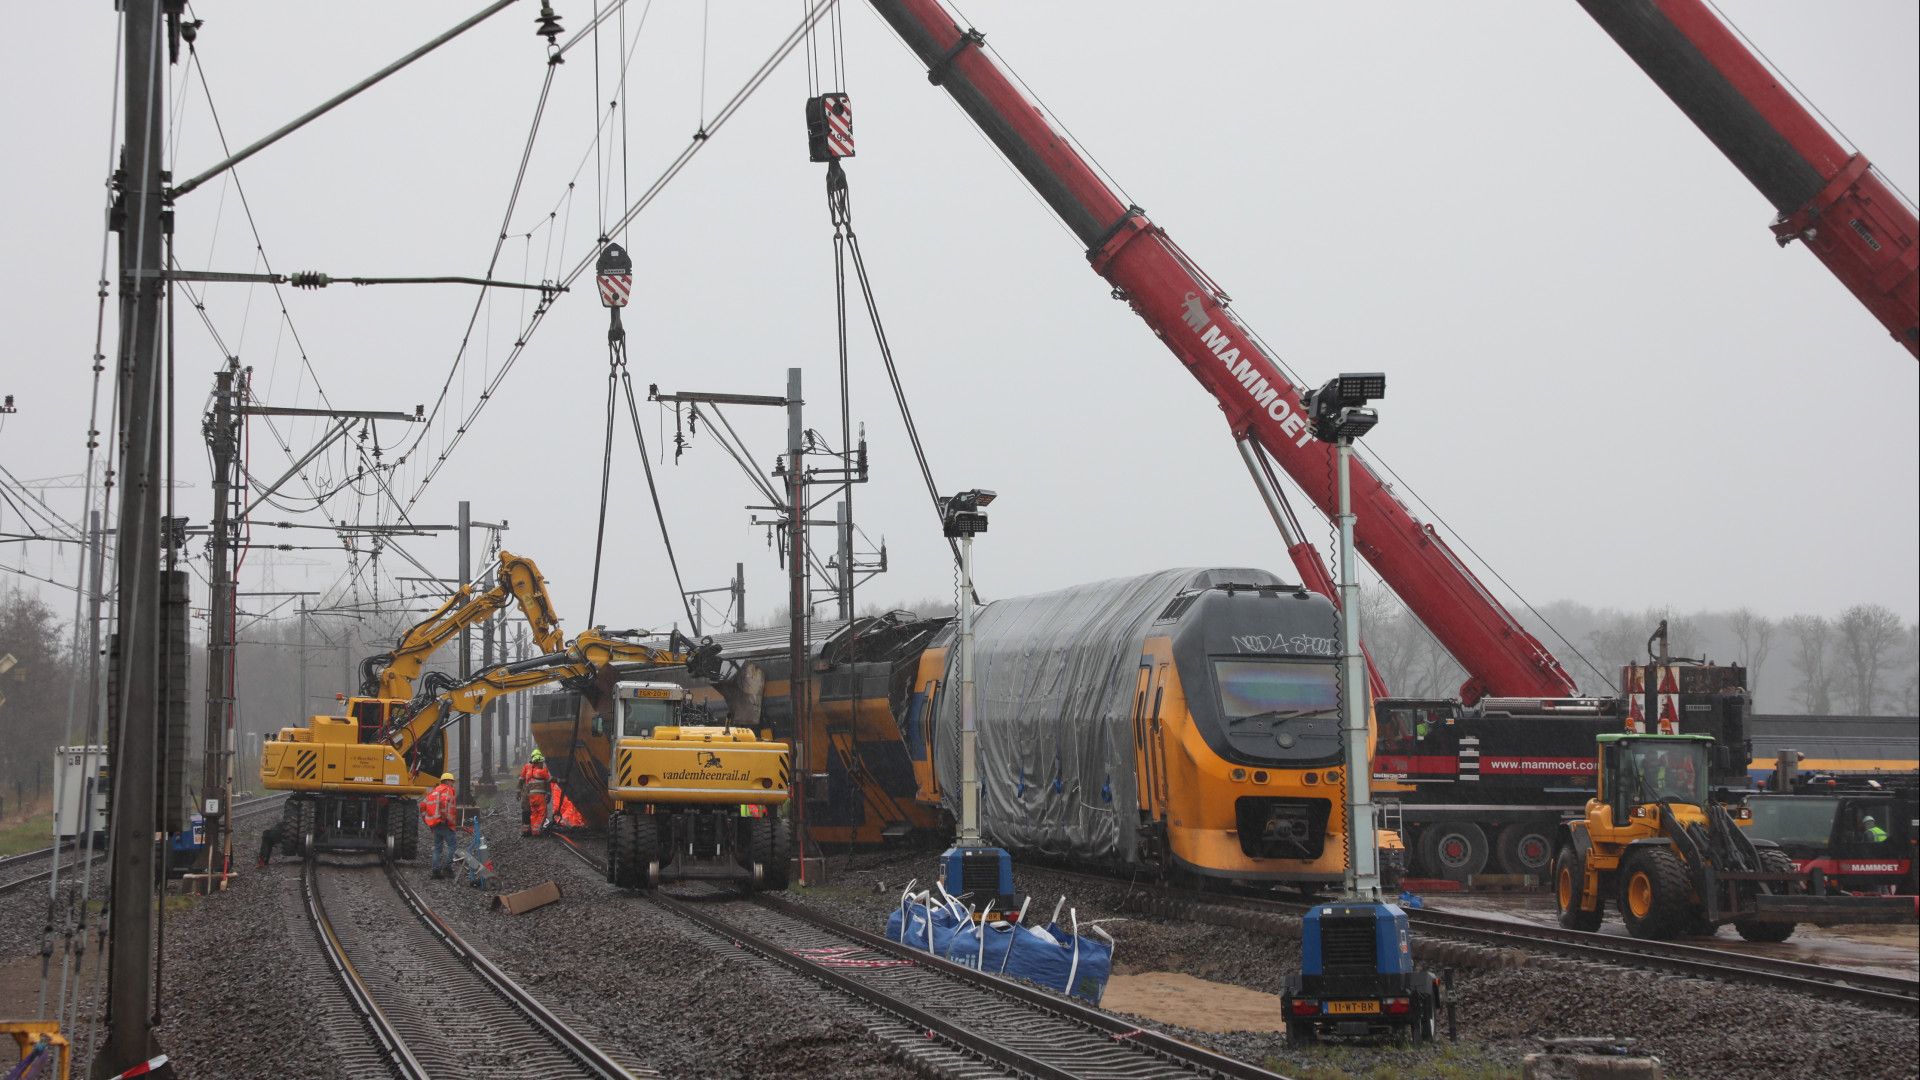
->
xmin=554 ymin=833 xmax=1291 ymax=1080
xmin=303 ymin=853 xmax=640 ymax=1079
xmin=1040 ymin=865 xmax=1919 ymax=1014
xmin=0 ymin=793 xmax=291 ymax=896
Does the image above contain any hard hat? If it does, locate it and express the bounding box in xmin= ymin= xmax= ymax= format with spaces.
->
xmin=530 ymin=749 xmax=545 ymax=762
xmin=440 ymin=772 xmax=455 ymax=782
xmin=1862 ymin=815 xmax=1877 ymax=825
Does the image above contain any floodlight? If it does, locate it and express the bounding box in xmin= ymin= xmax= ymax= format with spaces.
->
xmin=1328 ymin=407 xmax=1379 ymax=441
xmin=942 ymin=489 xmax=993 ymax=538
xmin=1332 ymin=372 xmax=1386 ymax=405
xmin=1308 ymin=373 xmax=1385 ymax=443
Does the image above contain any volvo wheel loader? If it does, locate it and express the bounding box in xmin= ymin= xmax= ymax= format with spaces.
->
xmin=1553 ymin=733 xmax=1913 ymax=940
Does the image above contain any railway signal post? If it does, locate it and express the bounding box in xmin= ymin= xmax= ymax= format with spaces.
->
xmin=939 ymin=489 xmax=1014 ymax=904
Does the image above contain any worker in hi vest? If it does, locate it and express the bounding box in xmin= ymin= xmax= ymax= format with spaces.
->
xmin=519 ymin=750 xmax=552 ymax=837
xmin=1862 ymin=815 xmax=1889 ymax=843
xmin=420 ymin=772 xmax=462 ymax=878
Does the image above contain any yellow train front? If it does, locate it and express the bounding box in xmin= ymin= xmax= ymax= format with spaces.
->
xmin=600 ymin=681 xmax=792 ymax=891
xmin=920 ymin=567 xmax=1354 ymax=888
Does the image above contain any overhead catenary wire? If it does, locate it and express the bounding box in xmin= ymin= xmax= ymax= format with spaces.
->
xmin=401 ymin=1 xmax=835 ymax=513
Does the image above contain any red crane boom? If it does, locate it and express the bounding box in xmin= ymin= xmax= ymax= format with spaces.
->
xmin=867 ymin=0 xmax=1579 ymax=703
xmin=1575 ymin=0 xmax=1918 ymax=358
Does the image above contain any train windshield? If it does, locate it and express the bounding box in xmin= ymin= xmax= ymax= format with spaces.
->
xmin=1211 ymin=659 xmax=1342 ymax=764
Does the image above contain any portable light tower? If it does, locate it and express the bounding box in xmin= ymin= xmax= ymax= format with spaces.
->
xmin=938 ymin=488 xmax=1015 ymax=903
xmin=1281 ymin=373 xmax=1444 ymax=1043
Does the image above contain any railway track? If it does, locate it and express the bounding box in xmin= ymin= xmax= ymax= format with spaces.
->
xmin=553 ymin=834 xmax=1291 ymax=1080
xmin=1039 ymin=865 xmax=1919 ymax=1014
xmin=302 ymin=853 xmax=647 ymax=1080
xmin=0 ymin=792 xmax=291 ymax=896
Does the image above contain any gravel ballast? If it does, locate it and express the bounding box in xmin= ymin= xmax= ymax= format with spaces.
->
xmin=20 ymin=808 xmax=1914 ymax=1080
xmin=778 ymin=845 xmax=1920 ymax=1080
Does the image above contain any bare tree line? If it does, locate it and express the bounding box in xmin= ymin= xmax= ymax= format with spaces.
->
xmin=1362 ymin=586 xmax=1918 ymax=716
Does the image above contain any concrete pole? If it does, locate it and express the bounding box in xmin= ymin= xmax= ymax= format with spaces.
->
xmin=957 ymin=532 xmax=980 ymax=845
xmin=457 ymin=500 xmax=472 ymax=814
xmin=200 ymin=361 xmax=237 ymax=884
xmin=733 ymin=562 xmax=746 ymax=633
xmin=95 ymin=1 xmax=167 ymax=1072
xmin=1337 ymin=438 xmax=1380 ymax=899
xmin=297 ymin=601 xmax=307 ymax=718
xmin=785 ymin=368 xmax=809 ymax=883
xmin=835 ymin=501 xmax=853 ymax=620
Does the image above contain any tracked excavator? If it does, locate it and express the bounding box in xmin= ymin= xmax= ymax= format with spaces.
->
xmin=259 ymin=549 xmax=564 ymax=855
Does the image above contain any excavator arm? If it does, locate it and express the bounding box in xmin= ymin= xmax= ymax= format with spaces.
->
xmin=867 ymin=0 xmax=1577 ymax=702
xmin=378 ymin=627 xmax=724 ymax=758
xmin=362 ymin=548 xmax=566 ymax=701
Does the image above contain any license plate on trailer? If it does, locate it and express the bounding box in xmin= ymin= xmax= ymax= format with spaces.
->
xmin=1326 ymin=1000 xmax=1380 ymax=1015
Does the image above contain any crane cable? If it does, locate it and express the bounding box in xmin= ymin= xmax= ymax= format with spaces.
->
xmin=824 ymin=159 xmax=978 ymax=604
xmin=584 ymin=302 xmax=697 ymax=632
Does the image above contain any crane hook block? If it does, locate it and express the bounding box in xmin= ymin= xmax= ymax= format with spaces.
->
xmin=806 ymin=93 xmax=855 ymax=163
xmin=596 ymin=243 xmax=633 ymax=309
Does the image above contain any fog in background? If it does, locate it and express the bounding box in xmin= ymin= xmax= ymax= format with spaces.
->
xmin=2 ymin=2 xmax=1916 ymax=798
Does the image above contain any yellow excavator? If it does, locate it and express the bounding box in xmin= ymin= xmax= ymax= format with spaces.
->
xmin=259 ymin=549 xmax=564 ymax=856
xmin=394 ymin=630 xmax=792 ymax=890
xmin=1553 ymin=733 xmax=1913 ymax=940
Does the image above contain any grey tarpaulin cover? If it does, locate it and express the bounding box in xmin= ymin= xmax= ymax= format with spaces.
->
xmin=932 ymin=567 xmax=1287 ymax=862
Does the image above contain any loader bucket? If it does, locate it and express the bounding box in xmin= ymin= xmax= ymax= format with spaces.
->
xmin=1745 ymin=892 xmax=1917 ymax=925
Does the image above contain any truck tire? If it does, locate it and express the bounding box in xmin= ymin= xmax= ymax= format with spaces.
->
xmin=1494 ymin=822 xmax=1555 ymax=878
xmin=1420 ymin=823 xmax=1488 ymax=884
xmin=1285 ymin=1019 xmax=1318 ymax=1045
xmin=1618 ymin=847 xmax=1692 ymax=940
xmin=1416 ymin=983 xmax=1439 ymax=1043
xmin=605 ymin=812 xmax=627 ymax=885
xmin=1734 ymin=848 xmax=1798 ymax=943
xmin=279 ymin=799 xmax=303 ymax=857
xmin=744 ymin=810 xmax=783 ymax=887
xmin=1554 ymin=847 xmax=1603 ymax=931
xmin=295 ymin=799 xmax=319 ymax=857
xmin=611 ymin=812 xmax=660 ymax=890
xmin=632 ymin=813 xmax=661 ymax=888
xmin=394 ymin=801 xmax=419 ymax=861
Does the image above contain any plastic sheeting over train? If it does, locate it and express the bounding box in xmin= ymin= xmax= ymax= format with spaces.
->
xmin=930 ymin=567 xmax=1345 ymax=872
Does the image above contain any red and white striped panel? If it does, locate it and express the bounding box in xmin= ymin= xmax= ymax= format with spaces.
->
xmin=823 ymin=94 xmax=854 ymax=158
xmin=597 ymin=273 xmax=632 ymax=308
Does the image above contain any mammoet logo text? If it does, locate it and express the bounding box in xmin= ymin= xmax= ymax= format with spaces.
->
xmin=1181 ymin=292 xmax=1311 ymax=447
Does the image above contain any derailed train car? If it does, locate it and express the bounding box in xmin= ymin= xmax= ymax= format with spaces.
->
xmin=534 ymin=566 xmax=1361 ymax=884
xmin=924 ymin=567 xmax=1354 ymax=885
xmin=532 ymin=614 xmax=951 ymax=845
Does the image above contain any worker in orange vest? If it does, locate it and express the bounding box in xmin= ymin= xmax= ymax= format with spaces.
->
xmin=419 ymin=773 xmax=461 ymax=878
xmin=519 ymin=750 xmax=552 ymax=837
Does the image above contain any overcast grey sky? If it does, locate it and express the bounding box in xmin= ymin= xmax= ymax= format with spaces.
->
xmin=3 ymin=1 xmax=1915 ymax=660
